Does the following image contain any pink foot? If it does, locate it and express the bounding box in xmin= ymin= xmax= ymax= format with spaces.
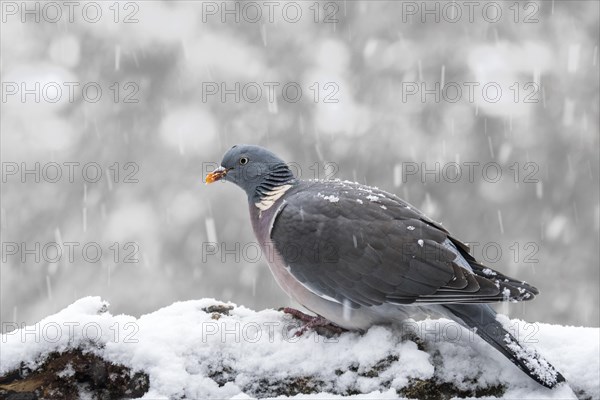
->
xmin=282 ymin=307 xmax=347 ymax=337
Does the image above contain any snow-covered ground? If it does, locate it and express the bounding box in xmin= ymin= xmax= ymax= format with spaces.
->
xmin=1 ymin=297 xmax=598 ymax=399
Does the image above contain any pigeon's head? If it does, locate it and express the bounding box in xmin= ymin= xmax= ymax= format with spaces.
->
xmin=206 ymin=144 xmax=295 ymax=200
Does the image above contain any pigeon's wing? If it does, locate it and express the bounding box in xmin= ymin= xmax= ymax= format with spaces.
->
xmin=270 ymin=181 xmax=537 ymax=308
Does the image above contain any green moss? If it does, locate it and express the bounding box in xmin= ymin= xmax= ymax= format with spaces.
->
xmin=401 ymin=379 xmax=506 ymax=400
xmin=0 ymin=349 xmax=149 ymax=400
xmin=360 ymin=354 xmax=400 ymax=378
xmin=244 ymin=376 xmax=326 ymax=398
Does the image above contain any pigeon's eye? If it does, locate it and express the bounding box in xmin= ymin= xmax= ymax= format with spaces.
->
xmin=239 ymin=156 xmax=249 ymax=165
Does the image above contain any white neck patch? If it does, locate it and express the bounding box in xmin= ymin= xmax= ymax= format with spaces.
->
xmin=255 ymin=184 xmax=293 ymax=211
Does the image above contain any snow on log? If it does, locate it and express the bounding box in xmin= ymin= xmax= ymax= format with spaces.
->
xmin=1 ymin=297 xmax=597 ymax=399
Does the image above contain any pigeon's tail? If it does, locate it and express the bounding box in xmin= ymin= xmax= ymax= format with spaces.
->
xmin=444 ymin=304 xmax=566 ymax=388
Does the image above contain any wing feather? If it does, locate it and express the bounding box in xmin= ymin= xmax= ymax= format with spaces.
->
xmin=270 ymin=180 xmax=538 ymax=307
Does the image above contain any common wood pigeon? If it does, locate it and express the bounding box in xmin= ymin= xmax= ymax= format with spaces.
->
xmin=206 ymin=144 xmax=565 ymax=388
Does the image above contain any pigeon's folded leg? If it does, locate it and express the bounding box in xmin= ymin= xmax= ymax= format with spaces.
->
xmin=281 ymin=307 xmax=347 ymax=337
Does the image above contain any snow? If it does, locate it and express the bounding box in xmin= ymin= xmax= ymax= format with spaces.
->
xmin=503 ymin=334 xmax=560 ymax=388
xmin=1 ymin=297 xmax=598 ymax=399
xmin=57 ymin=363 xmax=75 ymax=378
xmin=205 ymin=217 xmax=218 ymax=243
xmin=366 ymin=195 xmax=379 ymax=202
xmin=317 ymin=193 xmax=340 ymax=203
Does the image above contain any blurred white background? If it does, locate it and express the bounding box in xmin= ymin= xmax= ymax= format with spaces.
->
xmin=1 ymin=1 xmax=598 ymax=329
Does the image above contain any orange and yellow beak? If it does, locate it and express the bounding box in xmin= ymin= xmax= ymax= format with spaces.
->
xmin=205 ymin=166 xmax=228 ymax=184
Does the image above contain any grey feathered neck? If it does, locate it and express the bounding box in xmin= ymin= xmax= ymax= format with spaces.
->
xmin=252 ymin=163 xmax=296 ymax=203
